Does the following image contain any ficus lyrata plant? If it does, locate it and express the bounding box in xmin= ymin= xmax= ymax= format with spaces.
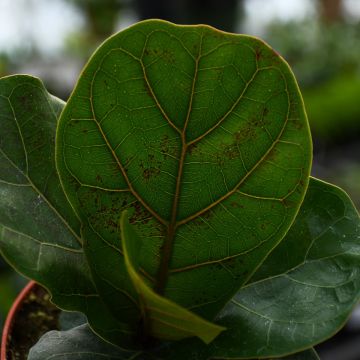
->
xmin=0 ymin=20 xmax=359 ymax=360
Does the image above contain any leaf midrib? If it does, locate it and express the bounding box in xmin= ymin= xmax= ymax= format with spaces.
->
xmin=153 ymin=32 xmax=204 ymax=293
xmin=86 ymin=31 xmax=293 ymax=293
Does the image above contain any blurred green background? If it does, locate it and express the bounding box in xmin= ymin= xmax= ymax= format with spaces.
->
xmin=0 ymin=0 xmax=359 ymax=357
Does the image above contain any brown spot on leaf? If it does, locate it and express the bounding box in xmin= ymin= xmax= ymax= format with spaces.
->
xmin=187 ymin=143 xmax=198 ymax=155
xmin=160 ymin=134 xmax=177 ymax=158
xmin=129 ymin=201 xmax=151 ymax=225
xmin=282 ymin=198 xmax=295 ymax=208
xmin=223 ymin=144 xmax=238 ymax=160
xmin=292 ymin=120 xmax=303 ymax=130
xmin=161 ymin=49 xmax=175 ymax=64
xmin=234 ymin=124 xmax=256 ymax=143
xmin=231 ymin=201 xmax=244 ymax=209
xmin=255 ymin=47 xmax=262 ymax=61
xmin=266 ymin=148 xmax=278 ymax=162
xmin=143 ymin=167 xmax=160 ymax=180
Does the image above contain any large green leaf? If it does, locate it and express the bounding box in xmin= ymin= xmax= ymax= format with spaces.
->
xmin=0 ymin=75 xmax=86 ymax=305
xmin=28 ymin=322 xmax=320 ymax=360
xmin=195 ymin=178 xmax=360 ymax=358
xmin=120 ymin=210 xmax=225 ymax=343
xmin=142 ymin=177 xmax=359 ymax=358
xmin=0 ymin=75 xmax=134 ymax=345
xmin=56 ymin=19 xmax=312 ymax=341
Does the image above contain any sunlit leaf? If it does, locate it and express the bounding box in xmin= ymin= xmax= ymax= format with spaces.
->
xmin=56 ymin=19 xmax=311 ymax=343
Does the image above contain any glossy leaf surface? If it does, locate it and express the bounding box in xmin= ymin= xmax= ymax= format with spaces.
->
xmin=56 ymin=19 xmax=312 ymax=338
xmin=28 ymin=325 xmax=135 ymax=360
xmin=0 ymin=75 xmax=133 ymax=345
xmin=199 ymin=178 xmax=360 ymax=358
xmin=29 ymin=322 xmax=319 ymax=360
xmin=0 ymin=75 xmax=88 ymax=305
xmin=120 ymin=210 xmax=225 ymax=343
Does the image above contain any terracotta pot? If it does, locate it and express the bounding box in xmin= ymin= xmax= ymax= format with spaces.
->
xmin=1 ymin=281 xmax=36 ymax=360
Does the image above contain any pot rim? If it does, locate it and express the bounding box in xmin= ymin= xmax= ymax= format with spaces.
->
xmin=1 ymin=281 xmax=36 ymax=360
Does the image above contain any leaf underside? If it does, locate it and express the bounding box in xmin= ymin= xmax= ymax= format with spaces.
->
xmin=56 ymin=19 xmax=312 ymax=343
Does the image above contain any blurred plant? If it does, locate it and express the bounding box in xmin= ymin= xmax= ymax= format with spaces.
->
xmin=69 ymin=0 xmax=123 ymax=40
xmin=135 ymin=0 xmax=242 ymax=32
xmin=0 ymin=54 xmax=9 ymax=78
xmin=263 ymin=19 xmax=360 ymax=146
xmin=303 ymin=71 xmax=360 ymax=140
xmin=63 ymin=0 xmax=123 ymax=60
xmin=266 ymin=20 xmax=360 ymax=87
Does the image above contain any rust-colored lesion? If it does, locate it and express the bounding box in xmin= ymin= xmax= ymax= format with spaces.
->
xmin=142 ymin=167 xmax=161 ymax=181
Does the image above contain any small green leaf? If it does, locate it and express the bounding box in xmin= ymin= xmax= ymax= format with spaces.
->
xmin=28 ymin=324 xmax=138 ymax=360
xmin=120 ymin=210 xmax=226 ymax=344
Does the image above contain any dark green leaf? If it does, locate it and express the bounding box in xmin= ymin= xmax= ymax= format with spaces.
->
xmin=275 ymin=348 xmax=320 ymax=360
xmin=0 ymin=75 xmax=135 ymax=347
xmin=28 ymin=324 xmax=138 ymax=360
xmin=29 ymin=321 xmax=319 ymax=360
xmin=56 ymin=19 xmax=311 ymax=343
xmin=120 ymin=210 xmax=225 ymax=343
xmin=198 ymin=178 xmax=360 ymax=358
xmin=0 ymin=75 xmax=88 ymax=305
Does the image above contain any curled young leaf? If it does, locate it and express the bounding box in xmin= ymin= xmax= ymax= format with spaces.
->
xmin=120 ymin=210 xmax=225 ymax=344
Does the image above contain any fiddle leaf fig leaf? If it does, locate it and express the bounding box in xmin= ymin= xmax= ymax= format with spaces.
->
xmin=56 ymin=19 xmax=312 ymax=343
xmin=0 ymin=75 xmax=136 ymax=348
xmin=196 ymin=178 xmax=360 ymax=359
xmin=288 ymin=348 xmax=320 ymax=360
xmin=29 ymin=322 xmax=319 ymax=360
xmin=120 ymin=210 xmax=226 ymax=344
xmin=28 ymin=324 xmax=138 ymax=360
xmin=0 ymin=75 xmax=87 ymax=305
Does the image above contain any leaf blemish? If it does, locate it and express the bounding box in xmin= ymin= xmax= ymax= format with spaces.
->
xmin=129 ymin=201 xmax=151 ymax=225
xmin=143 ymin=167 xmax=161 ymax=180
